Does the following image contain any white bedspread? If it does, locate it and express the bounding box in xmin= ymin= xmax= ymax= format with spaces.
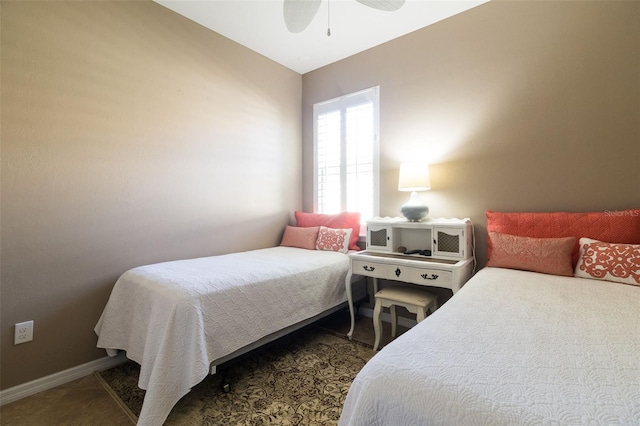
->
xmin=340 ymin=267 xmax=640 ymax=425
xmin=95 ymin=246 xmax=349 ymax=426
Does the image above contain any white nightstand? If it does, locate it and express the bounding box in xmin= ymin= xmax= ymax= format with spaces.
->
xmin=345 ymin=217 xmax=475 ymax=339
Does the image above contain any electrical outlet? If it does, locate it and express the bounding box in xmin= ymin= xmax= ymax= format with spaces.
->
xmin=14 ymin=320 xmax=34 ymax=345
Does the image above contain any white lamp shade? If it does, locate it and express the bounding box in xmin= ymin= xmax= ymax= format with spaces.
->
xmin=398 ymin=162 xmax=431 ymax=192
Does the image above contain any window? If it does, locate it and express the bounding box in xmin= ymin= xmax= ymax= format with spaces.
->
xmin=313 ymin=87 xmax=380 ymax=230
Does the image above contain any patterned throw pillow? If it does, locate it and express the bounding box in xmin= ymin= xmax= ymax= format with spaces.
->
xmin=575 ymin=237 xmax=640 ymax=286
xmin=295 ymin=211 xmax=361 ymax=250
xmin=487 ymin=232 xmax=576 ymax=276
xmin=280 ymin=226 xmax=319 ymax=250
xmin=315 ymin=226 xmax=352 ymax=253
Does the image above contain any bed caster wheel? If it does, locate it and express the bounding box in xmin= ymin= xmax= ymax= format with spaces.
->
xmin=221 ymin=382 xmax=231 ymax=393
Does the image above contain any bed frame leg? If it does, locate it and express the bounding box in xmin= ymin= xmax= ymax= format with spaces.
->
xmin=218 ymin=368 xmax=231 ymax=393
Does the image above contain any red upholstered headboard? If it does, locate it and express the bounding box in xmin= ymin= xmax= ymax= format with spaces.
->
xmin=486 ymin=210 xmax=640 ymax=266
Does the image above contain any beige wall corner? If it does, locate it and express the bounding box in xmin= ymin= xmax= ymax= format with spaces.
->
xmin=1 ymin=0 xmax=302 ymax=390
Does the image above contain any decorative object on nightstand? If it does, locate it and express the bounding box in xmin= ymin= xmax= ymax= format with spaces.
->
xmin=398 ymin=161 xmax=431 ymax=222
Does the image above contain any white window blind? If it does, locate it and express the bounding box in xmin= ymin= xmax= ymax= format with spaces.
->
xmin=313 ymin=87 xmax=379 ymax=226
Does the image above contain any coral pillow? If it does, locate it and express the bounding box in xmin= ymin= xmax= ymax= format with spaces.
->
xmin=575 ymin=237 xmax=640 ymax=286
xmin=486 ymin=210 xmax=640 ymax=267
xmin=315 ymin=226 xmax=352 ymax=253
xmin=487 ymin=232 xmax=576 ymax=276
xmin=295 ymin=211 xmax=361 ymax=251
xmin=280 ymin=226 xmax=319 ymax=250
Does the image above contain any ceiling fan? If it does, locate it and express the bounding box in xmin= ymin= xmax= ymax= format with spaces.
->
xmin=283 ymin=0 xmax=406 ymax=35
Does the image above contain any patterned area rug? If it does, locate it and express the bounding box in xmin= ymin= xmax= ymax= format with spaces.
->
xmin=96 ymin=327 xmax=375 ymax=425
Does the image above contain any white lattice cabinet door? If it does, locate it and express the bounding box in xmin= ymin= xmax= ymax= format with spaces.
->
xmin=432 ymin=226 xmax=467 ymax=260
xmin=366 ymin=224 xmax=394 ymax=253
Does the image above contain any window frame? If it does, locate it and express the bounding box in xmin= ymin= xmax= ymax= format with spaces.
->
xmin=312 ymin=86 xmax=380 ymax=231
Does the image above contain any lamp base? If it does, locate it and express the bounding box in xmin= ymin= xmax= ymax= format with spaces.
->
xmin=400 ymin=190 xmax=429 ymax=221
xmin=401 ymin=205 xmax=429 ymax=222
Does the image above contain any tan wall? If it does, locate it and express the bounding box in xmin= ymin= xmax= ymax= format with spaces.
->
xmin=302 ymin=1 xmax=640 ymax=267
xmin=1 ymin=1 xmax=302 ymax=389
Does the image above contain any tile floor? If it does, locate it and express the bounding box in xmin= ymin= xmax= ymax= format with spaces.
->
xmin=0 ymin=374 xmax=134 ymax=426
xmin=0 ymin=309 xmax=407 ymax=425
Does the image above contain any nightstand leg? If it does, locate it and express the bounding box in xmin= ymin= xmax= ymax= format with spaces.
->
xmin=345 ymin=270 xmax=355 ymax=340
xmin=373 ymin=298 xmax=383 ymax=351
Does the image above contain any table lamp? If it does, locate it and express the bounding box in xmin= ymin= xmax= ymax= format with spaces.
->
xmin=398 ymin=161 xmax=431 ymax=221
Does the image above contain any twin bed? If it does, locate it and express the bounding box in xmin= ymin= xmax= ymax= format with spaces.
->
xmin=340 ymin=210 xmax=640 ymax=425
xmin=95 ymin=246 xmax=353 ymax=425
xmin=96 ymin=210 xmax=639 ymax=425
xmin=95 ymin=212 xmax=362 ymax=426
xmin=340 ymin=267 xmax=640 ymax=425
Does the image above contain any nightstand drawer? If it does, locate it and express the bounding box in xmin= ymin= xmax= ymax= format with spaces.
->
xmin=352 ymin=260 xmax=387 ymax=278
xmin=406 ymin=267 xmax=453 ymax=287
xmin=386 ymin=265 xmax=411 ymax=281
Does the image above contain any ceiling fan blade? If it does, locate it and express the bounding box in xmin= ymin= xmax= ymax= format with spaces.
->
xmin=355 ymin=0 xmax=405 ymax=12
xmin=283 ymin=0 xmax=323 ymax=33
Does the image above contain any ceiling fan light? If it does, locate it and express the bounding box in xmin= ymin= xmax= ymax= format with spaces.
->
xmin=355 ymin=0 xmax=406 ymax=12
xmin=284 ymin=0 xmax=405 ymax=34
xmin=283 ymin=0 xmax=323 ymax=33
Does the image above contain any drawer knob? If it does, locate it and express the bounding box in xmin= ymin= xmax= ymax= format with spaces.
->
xmin=363 ymin=265 xmax=375 ymax=272
xmin=421 ymin=273 xmax=439 ymax=280
xmin=395 ymin=268 xmax=401 ymax=277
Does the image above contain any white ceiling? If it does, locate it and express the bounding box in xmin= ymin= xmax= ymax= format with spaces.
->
xmin=154 ymin=0 xmax=489 ymax=74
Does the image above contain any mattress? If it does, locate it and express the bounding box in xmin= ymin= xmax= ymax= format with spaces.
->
xmin=340 ymin=267 xmax=640 ymax=425
xmin=95 ymin=246 xmax=349 ymax=426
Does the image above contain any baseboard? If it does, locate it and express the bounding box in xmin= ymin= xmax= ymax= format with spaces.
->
xmin=0 ymin=352 xmax=127 ymax=406
xmin=359 ymin=307 xmax=418 ymax=329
